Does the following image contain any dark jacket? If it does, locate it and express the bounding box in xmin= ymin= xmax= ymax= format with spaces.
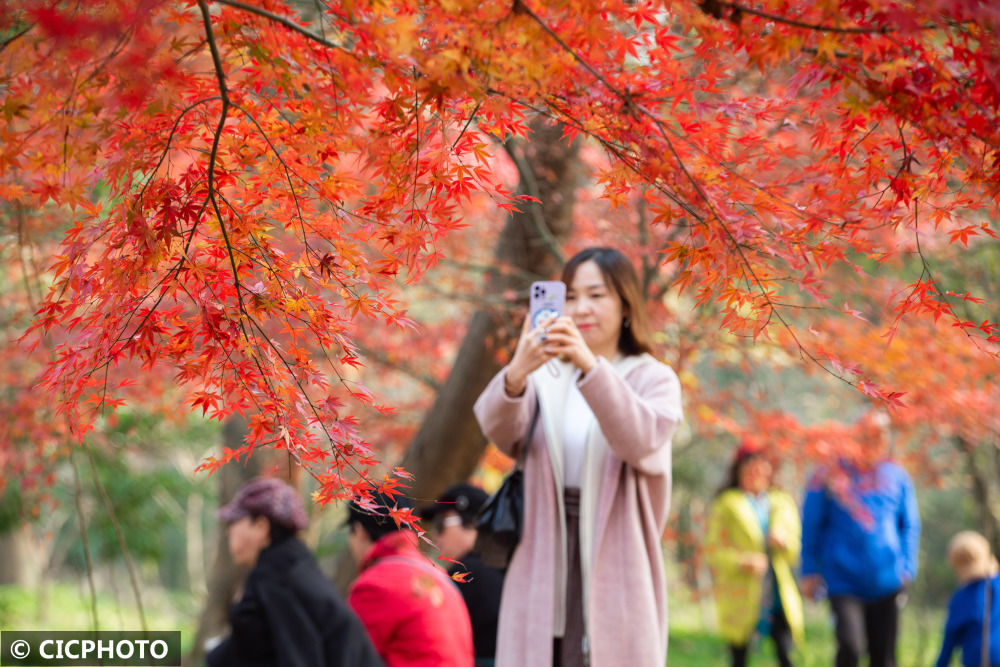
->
xmin=801 ymin=461 xmax=921 ymax=600
xmin=207 ymin=536 xmax=383 ymax=667
xmin=448 ymin=551 xmax=504 ymax=660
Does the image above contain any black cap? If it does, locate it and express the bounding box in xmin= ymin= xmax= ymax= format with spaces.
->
xmin=421 ymin=483 xmax=489 ymax=525
xmin=346 ymin=490 xmax=414 ymax=542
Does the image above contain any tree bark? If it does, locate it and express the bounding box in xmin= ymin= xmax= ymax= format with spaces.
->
xmin=185 ymin=416 xmax=271 ymax=667
xmin=399 ymin=119 xmax=580 ymax=504
xmin=0 ymin=524 xmax=34 ymax=586
xmin=957 ymin=437 xmax=1000 ymax=556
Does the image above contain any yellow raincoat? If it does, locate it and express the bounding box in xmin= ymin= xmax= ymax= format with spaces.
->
xmin=704 ymin=488 xmax=805 ymax=646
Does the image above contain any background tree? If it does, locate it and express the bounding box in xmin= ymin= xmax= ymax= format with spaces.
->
xmin=3 ymin=0 xmax=997 ymax=503
xmin=2 ymin=8 xmax=999 ymax=660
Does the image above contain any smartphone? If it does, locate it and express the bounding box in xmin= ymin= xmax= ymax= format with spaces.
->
xmin=529 ymin=280 xmax=566 ymax=331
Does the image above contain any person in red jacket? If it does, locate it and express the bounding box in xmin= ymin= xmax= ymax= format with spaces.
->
xmin=346 ymin=490 xmax=474 ymax=667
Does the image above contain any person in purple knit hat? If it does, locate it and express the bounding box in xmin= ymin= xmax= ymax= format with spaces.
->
xmin=207 ymin=477 xmax=383 ymax=667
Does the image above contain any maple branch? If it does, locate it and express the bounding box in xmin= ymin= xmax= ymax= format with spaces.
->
xmin=199 ymin=0 xmax=257 ymax=350
xmin=516 ymin=10 xmax=891 ymax=398
xmin=137 ymin=96 xmax=222 ymax=204
xmin=439 ymin=257 xmax=541 ymax=283
xmin=514 ymin=1 xmax=630 ymax=103
xmin=211 ymin=0 xmax=346 ymax=52
xmin=715 ymin=2 xmax=888 ymax=34
xmin=241 ymin=311 xmax=361 ymax=468
xmin=905 ymin=200 xmax=994 ymax=354
xmin=450 ymin=100 xmax=483 ymax=152
xmin=175 ymin=280 xmax=275 ymax=412
xmin=229 ymin=102 xmax=313 ymax=266
xmin=491 ymin=92 xmax=710 ymax=232
xmin=826 ymin=53 xmax=998 ymax=151
xmin=199 ymin=1 xmax=229 ymax=105
xmin=354 ymin=342 xmax=441 ymax=391
xmin=106 ymin=195 xmax=211 ymax=363
xmin=0 ymin=23 xmax=33 ymax=54
xmin=501 ymin=138 xmax=565 ymax=264
xmin=878 ymin=34 xmax=998 ymax=145
xmin=14 ymin=205 xmax=42 ymax=310
xmin=84 ymin=443 xmax=147 ymax=632
xmin=410 ymin=75 xmax=424 ymax=231
xmin=226 ymin=100 xmax=375 ymax=303
xmin=69 ymin=450 xmax=100 ymax=631
xmin=211 ymin=206 xmax=362 ymax=378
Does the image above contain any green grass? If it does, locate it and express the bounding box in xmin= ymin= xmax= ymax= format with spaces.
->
xmin=0 ymin=583 xmax=199 ymax=653
xmin=1 ymin=581 xmax=948 ymax=665
xmin=668 ymin=595 xmax=945 ymax=666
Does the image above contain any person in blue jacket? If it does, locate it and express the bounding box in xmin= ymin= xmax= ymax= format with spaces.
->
xmin=800 ymin=413 xmax=921 ymax=667
xmin=936 ymin=530 xmax=1000 ymax=667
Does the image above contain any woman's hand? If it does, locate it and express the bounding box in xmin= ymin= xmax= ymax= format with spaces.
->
xmin=739 ymin=552 xmax=769 ymax=577
xmin=538 ymin=316 xmax=598 ymax=375
xmin=504 ymin=314 xmax=558 ymax=396
xmin=800 ymin=575 xmax=824 ymax=600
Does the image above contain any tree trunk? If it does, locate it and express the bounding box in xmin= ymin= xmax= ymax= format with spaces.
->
xmin=399 ymin=118 xmax=580 ymax=503
xmin=0 ymin=524 xmax=34 ymax=586
xmin=957 ymin=437 xmax=1000 ymax=556
xmin=327 ymin=120 xmax=581 ymax=591
xmin=185 ymin=416 xmax=267 ymax=667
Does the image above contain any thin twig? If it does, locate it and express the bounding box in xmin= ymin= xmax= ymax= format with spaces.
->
xmin=84 ymin=444 xmax=147 ymax=631
xmin=70 ymin=449 xmax=100 ymax=631
xmin=212 ymin=0 xmax=346 ymax=51
xmin=354 ymin=342 xmax=441 ymax=390
xmin=718 ymin=2 xmax=888 ymax=34
xmin=501 ymin=139 xmax=565 ymax=264
xmin=0 ymin=23 xmax=33 ymax=53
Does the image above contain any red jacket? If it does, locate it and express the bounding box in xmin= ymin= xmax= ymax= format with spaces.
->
xmin=349 ymin=531 xmax=474 ymax=667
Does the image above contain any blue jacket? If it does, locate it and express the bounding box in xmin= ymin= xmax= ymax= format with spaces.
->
xmin=801 ymin=461 xmax=920 ymax=600
xmin=936 ymin=575 xmax=1000 ymax=667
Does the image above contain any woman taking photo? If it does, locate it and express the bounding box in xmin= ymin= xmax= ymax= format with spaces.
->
xmin=474 ymin=247 xmax=684 ymax=667
xmin=705 ymin=442 xmax=804 ymax=667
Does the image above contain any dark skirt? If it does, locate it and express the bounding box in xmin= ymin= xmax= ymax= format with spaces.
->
xmin=555 ymin=487 xmax=586 ymax=667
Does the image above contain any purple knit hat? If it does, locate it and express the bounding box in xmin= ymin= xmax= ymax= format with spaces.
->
xmin=218 ymin=477 xmax=308 ymax=532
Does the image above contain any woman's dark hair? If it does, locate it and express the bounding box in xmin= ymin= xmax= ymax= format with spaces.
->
xmin=716 ymin=449 xmax=762 ymax=497
xmin=561 ymin=247 xmax=654 ymax=356
xmin=252 ymin=514 xmax=297 ymax=544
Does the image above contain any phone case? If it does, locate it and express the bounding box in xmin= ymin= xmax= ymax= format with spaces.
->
xmin=529 ymin=281 xmax=566 ymax=330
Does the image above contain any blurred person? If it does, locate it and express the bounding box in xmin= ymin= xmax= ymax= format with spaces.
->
xmin=346 ymin=490 xmax=473 ymax=667
xmin=705 ymin=441 xmax=804 ymax=666
xmin=207 ymin=476 xmax=383 ymax=667
xmin=474 ymin=247 xmax=684 ymax=667
xmin=422 ymin=483 xmax=505 ymax=667
xmin=936 ymin=530 xmax=1000 ymax=666
xmin=800 ymin=412 xmax=921 ymax=667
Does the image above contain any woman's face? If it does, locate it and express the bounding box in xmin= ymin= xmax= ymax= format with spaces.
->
xmin=738 ymin=456 xmax=772 ymax=494
xmin=566 ymin=260 xmax=624 ymax=358
xmin=227 ymin=515 xmax=271 ymax=568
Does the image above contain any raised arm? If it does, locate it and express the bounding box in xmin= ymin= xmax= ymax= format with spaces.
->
xmin=473 ymin=368 xmax=536 ymax=459
xmin=576 ymin=357 xmax=682 ymax=475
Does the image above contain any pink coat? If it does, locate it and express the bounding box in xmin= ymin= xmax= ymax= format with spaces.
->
xmin=474 ymin=354 xmax=683 ymax=667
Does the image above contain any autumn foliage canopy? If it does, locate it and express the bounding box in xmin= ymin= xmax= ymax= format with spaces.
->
xmin=2 ymin=0 xmax=998 ymax=501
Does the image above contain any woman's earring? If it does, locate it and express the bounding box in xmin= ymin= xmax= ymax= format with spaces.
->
xmin=623 ymin=317 xmax=631 ymax=328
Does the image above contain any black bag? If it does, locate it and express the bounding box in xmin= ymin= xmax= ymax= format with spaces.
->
xmin=474 ymin=401 xmax=540 ymax=570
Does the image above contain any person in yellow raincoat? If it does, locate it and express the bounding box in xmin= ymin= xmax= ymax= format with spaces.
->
xmin=705 ymin=441 xmax=805 ymax=666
